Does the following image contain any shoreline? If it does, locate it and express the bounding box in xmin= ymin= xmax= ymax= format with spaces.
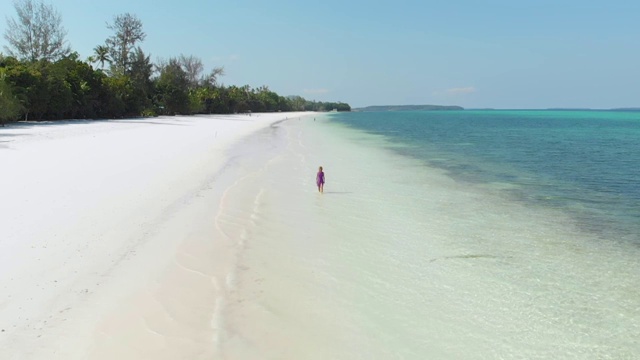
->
xmin=0 ymin=112 xmax=312 ymax=359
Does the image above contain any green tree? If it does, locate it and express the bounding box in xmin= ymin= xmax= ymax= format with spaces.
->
xmin=92 ymin=45 xmax=111 ymax=69
xmin=102 ymin=74 xmax=132 ymax=118
xmin=127 ymin=47 xmax=153 ymax=114
xmin=155 ymin=58 xmax=189 ymax=115
xmin=2 ymin=59 xmax=48 ymax=120
xmin=205 ymin=86 xmax=230 ymax=114
xmin=287 ymin=95 xmax=306 ymax=111
xmin=0 ymin=71 xmax=22 ymax=125
xmin=105 ymin=13 xmax=146 ymax=74
xmin=3 ymin=0 xmax=70 ymax=62
xmin=201 ymin=66 xmax=224 ymax=88
xmin=178 ymin=54 xmax=203 ymax=89
xmin=226 ymin=85 xmax=250 ymax=113
xmin=47 ymin=53 xmax=107 ymax=119
xmin=255 ymin=86 xmax=279 ymax=112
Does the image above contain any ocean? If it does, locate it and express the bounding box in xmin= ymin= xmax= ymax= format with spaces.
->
xmin=220 ymin=111 xmax=640 ymax=359
xmin=331 ymin=110 xmax=640 ymax=245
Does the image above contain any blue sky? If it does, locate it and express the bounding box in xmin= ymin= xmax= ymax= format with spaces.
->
xmin=1 ymin=0 xmax=639 ymax=108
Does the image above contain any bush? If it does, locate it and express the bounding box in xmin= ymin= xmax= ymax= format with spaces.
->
xmin=141 ymin=108 xmax=157 ymax=117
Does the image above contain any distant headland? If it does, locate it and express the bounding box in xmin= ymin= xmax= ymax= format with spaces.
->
xmin=353 ymin=105 xmax=464 ymax=112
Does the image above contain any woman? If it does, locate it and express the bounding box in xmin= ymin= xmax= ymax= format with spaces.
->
xmin=316 ymin=166 xmax=325 ymax=193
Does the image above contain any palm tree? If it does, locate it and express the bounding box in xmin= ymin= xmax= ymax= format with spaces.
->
xmin=93 ymin=45 xmax=111 ymax=69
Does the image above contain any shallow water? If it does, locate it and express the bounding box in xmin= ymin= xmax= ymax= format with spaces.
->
xmin=219 ymin=114 xmax=640 ymax=359
xmin=332 ymin=110 xmax=640 ymax=245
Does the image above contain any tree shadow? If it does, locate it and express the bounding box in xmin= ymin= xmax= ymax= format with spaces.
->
xmin=1 ymin=117 xmax=199 ymax=130
xmin=0 ymin=115 xmax=270 ymax=130
xmin=5 ymin=119 xmax=102 ymax=129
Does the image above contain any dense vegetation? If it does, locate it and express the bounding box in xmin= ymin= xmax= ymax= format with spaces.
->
xmin=0 ymin=1 xmax=350 ymax=125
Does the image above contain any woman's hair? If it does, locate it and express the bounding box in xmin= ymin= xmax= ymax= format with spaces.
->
xmin=319 ymin=166 xmax=323 ymax=171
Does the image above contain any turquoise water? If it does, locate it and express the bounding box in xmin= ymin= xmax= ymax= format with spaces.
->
xmin=223 ymin=113 xmax=640 ymax=359
xmin=330 ymin=110 xmax=640 ymax=244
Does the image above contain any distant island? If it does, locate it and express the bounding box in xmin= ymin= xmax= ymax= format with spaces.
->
xmin=610 ymin=108 xmax=640 ymax=112
xmin=354 ymin=105 xmax=464 ymax=112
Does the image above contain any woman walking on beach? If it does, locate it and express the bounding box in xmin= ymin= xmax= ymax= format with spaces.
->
xmin=316 ymin=166 xmax=325 ymax=193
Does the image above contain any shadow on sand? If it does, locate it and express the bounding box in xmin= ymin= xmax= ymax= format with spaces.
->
xmin=1 ymin=117 xmax=199 ymax=130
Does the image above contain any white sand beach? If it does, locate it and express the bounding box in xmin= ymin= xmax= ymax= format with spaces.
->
xmin=0 ymin=113 xmax=309 ymax=359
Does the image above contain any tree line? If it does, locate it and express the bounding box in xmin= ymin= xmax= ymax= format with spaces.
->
xmin=0 ymin=0 xmax=350 ymax=125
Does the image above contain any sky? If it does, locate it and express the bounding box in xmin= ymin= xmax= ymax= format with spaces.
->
xmin=0 ymin=0 xmax=639 ymax=109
